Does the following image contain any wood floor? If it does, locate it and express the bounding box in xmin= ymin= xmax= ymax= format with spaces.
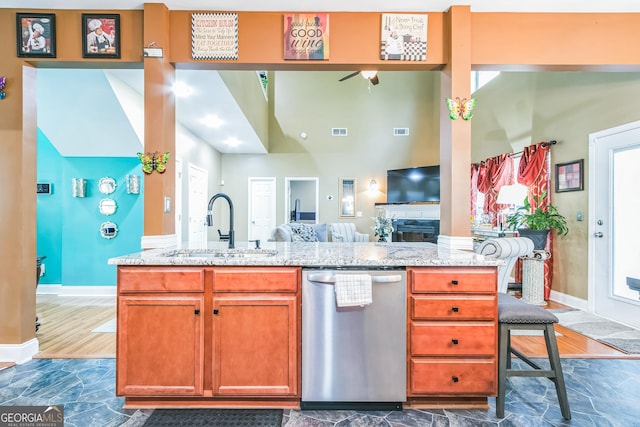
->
xmin=0 ymin=294 xmax=636 ymax=372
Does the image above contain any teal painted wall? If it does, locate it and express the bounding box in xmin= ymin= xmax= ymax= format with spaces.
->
xmin=37 ymin=130 xmax=144 ymax=287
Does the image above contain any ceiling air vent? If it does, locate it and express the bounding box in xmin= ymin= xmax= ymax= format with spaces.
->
xmin=393 ymin=127 xmax=410 ymax=136
xmin=331 ymin=128 xmax=348 ymax=137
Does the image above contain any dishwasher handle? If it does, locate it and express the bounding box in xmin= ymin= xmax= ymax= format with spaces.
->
xmin=306 ymin=273 xmax=403 ymax=284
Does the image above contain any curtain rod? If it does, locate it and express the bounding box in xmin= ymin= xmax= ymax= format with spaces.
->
xmin=512 ymin=140 xmax=557 ymax=156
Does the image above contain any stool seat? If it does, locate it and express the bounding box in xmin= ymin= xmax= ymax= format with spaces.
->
xmin=497 ymin=293 xmax=571 ymax=420
xmin=498 ymin=293 xmax=559 ymax=324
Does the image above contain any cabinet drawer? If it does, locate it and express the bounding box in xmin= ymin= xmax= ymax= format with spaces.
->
xmin=410 ymin=358 xmax=496 ymax=395
xmin=410 ymin=267 xmax=497 ymax=293
xmin=118 ymin=267 xmax=205 ymax=293
xmin=213 ymin=267 xmax=299 ymax=293
xmin=411 ymin=322 xmax=496 ymax=356
xmin=411 ymin=296 xmax=496 ymax=320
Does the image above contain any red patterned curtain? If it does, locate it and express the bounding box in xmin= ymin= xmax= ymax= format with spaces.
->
xmin=470 ymin=163 xmax=480 ymax=222
xmin=474 ymin=154 xmax=514 ymax=226
xmin=517 ymin=142 xmax=553 ymax=299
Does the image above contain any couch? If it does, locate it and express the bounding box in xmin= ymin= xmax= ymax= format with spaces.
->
xmin=271 ymin=222 xmax=329 ymax=242
xmin=270 ymin=222 xmax=369 ymax=242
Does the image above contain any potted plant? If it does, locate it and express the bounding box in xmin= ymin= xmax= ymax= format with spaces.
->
xmin=505 ymin=191 xmax=569 ymax=250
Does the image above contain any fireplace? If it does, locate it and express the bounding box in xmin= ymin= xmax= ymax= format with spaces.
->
xmin=392 ymin=219 xmax=439 ymax=243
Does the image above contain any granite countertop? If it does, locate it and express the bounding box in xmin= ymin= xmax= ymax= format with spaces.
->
xmin=108 ymin=241 xmax=502 ymax=268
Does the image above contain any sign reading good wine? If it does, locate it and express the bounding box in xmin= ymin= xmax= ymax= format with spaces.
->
xmin=283 ymin=13 xmax=329 ymax=60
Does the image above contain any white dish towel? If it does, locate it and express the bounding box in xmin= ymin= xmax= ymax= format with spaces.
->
xmin=334 ymin=274 xmax=373 ymax=307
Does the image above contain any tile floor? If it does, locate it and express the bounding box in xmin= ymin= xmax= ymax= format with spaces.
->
xmin=1 ymin=358 xmax=639 ymax=426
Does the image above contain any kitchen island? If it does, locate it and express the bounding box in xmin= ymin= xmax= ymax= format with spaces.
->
xmin=109 ymin=241 xmax=501 ymax=409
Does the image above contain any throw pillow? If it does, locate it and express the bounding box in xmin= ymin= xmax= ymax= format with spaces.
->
xmin=289 ymin=223 xmax=319 ymax=242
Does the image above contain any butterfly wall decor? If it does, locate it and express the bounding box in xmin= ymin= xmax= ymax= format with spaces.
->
xmin=0 ymin=77 xmax=6 ymax=100
xmin=445 ymin=97 xmax=477 ymax=121
xmin=137 ymin=151 xmax=170 ymax=174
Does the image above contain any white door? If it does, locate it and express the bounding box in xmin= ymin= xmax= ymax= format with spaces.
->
xmin=248 ymin=177 xmax=276 ymax=242
xmin=188 ymin=164 xmax=208 ymax=249
xmin=589 ymin=121 xmax=640 ymax=329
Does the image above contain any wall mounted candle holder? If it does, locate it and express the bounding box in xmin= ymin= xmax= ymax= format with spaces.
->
xmin=72 ymin=178 xmax=87 ymax=198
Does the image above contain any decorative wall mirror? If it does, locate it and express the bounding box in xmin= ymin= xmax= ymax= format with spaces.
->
xmin=339 ymin=177 xmax=356 ymax=218
xmin=99 ymin=198 xmax=117 ymax=215
xmin=98 ymin=177 xmax=116 ymax=194
xmin=100 ymin=221 xmax=118 ymax=239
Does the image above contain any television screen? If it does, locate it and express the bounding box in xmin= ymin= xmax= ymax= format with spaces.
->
xmin=386 ymin=165 xmax=440 ymax=203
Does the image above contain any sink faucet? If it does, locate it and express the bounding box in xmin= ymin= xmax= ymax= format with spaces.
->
xmin=206 ymin=192 xmax=235 ymax=249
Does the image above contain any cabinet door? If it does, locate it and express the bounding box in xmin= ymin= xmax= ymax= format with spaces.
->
xmin=117 ymin=296 xmax=204 ymax=396
xmin=212 ymin=295 xmax=298 ymax=396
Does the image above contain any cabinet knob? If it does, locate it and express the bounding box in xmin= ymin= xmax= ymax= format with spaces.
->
xmin=213 ymin=309 xmax=219 ymax=315
xmin=451 ymin=280 xmax=459 ymax=285
xmin=452 ymin=376 xmax=459 ymax=383
xmin=194 ymin=309 xmax=200 ymax=315
xmin=451 ymin=306 xmax=459 ymax=313
xmin=452 ymin=338 xmax=459 ymax=345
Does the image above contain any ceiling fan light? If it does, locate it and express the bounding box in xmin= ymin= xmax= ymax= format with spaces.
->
xmin=361 ymin=70 xmax=377 ymax=80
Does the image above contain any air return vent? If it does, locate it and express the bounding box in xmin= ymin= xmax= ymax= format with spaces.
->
xmin=393 ymin=127 xmax=410 ymax=136
xmin=331 ymin=128 xmax=348 ymax=136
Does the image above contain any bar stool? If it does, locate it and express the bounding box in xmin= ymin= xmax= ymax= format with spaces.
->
xmin=497 ymin=293 xmax=571 ymax=420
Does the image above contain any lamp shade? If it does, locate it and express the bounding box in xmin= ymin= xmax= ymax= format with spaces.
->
xmin=496 ymin=184 xmax=528 ymax=206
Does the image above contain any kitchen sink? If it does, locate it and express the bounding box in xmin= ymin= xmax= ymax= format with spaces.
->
xmin=172 ymin=249 xmax=278 ymax=259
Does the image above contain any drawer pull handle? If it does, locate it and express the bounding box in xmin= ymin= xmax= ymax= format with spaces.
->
xmin=452 ymin=338 xmax=459 ymax=345
xmin=452 ymin=376 xmax=459 ymax=383
xmin=451 ymin=280 xmax=459 ymax=285
xmin=213 ymin=309 xmax=219 ymax=315
xmin=452 ymin=306 xmax=459 ymax=313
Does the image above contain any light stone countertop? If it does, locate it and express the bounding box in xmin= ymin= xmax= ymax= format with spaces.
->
xmin=108 ymin=241 xmax=502 ymax=268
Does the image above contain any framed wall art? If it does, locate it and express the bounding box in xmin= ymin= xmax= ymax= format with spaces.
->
xmin=555 ymin=159 xmax=584 ymax=193
xmin=81 ymin=14 xmax=120 ymax=58
xmin=16 ymin=13 xmax=56 ymax=58
xmin=339 ymin=177 xmax=357 ymax=218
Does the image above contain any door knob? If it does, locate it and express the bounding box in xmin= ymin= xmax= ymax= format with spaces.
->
xmin=594 ymin=232 xmax=604 ymax=238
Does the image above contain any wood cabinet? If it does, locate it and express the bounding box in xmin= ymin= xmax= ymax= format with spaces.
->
xmin=116 ymin=265 xmax=300 ymax=407
xmin=211 ymin=267 xmax=299 ymax=397
xmin=407 ymin=266 xmax=498 ymax=404
xmin=116 ymin=267 xmax=205 ymax=397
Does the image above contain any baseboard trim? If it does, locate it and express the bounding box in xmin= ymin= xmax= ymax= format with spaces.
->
xmin=0 ymin=338 xmax=39 ymax=364
xmin=549 ymin=290 xmax=588 ymax=311
xmin=37 ymin=284 xmax=116 ymax=297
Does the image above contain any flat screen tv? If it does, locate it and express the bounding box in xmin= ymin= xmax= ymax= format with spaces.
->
xmin=386 ymin=165 xmax=440 ymax=203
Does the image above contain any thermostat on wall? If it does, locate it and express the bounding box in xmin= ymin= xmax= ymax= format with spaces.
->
xmin=37 ymin=183 xmax=52 ymax=194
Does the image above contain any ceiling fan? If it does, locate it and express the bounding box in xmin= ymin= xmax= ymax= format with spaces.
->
xmin=339 ymin=70 xmax=379 ymax=85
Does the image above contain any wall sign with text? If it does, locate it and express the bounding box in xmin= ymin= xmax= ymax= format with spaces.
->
xmin=283 ymin=13 xmax=329 ymax=60
xmin=192 ymin=13 xmax=238 ymax=60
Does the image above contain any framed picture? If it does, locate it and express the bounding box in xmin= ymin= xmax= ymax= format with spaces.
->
xmin=81 ymin=14 xmax=120 ymax=58
xmin=338 ymin=178 xmax=357 ymax=218
xmin=16 ymin=13 xmax=56 ymax=58
xmin=555 ymin=159 xmax=584 ymax=193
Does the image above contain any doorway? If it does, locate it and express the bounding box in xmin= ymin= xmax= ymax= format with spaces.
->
xmin=285 ymin=177 xmax=319 ymax=224
xmin=589 ymin=121 xmax=640 ymax=329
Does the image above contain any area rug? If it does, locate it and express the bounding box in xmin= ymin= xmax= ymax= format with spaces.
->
xmin=554 ymin=310 xmax=640 ymax=354
xmin=143 ymin=409 xmax=283 ymax=426
xmin=91 ymin=318 xmax=116 ymax=333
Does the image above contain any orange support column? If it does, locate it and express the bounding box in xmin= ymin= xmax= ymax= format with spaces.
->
xmin=439 ymin=6 xmax=472 ymax=236
xmin=143 ymin=3 xmax=176 ymax=237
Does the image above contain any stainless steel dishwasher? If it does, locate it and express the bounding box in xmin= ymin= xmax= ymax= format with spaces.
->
xmin=301 ymin=268 xmax=406 ymax=410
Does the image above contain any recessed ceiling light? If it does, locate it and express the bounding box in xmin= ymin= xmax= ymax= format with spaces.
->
xmin=201 ymin=114 xmax=224 ymax=128
xmin=172 ymin=81 xmax=192 ymax=97
xmin=223 ymin=137 xmax=241 ymax=147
